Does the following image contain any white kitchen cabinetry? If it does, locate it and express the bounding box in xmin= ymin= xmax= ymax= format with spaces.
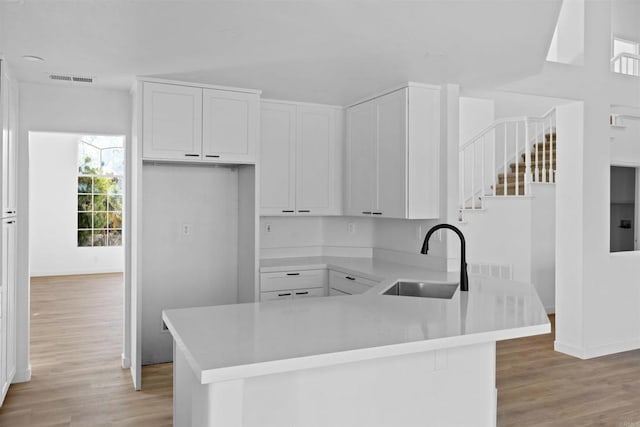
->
xmin=346 ymin=84 xmax=440 ymax=219
xmin=0 ymin=60 xmax=18 ymax=407
xmin=329 ymin=270 xmax=379 ymax=295
xmin=142 ymin=81 xmax=259 ymax=164
xmin=260 ymin=101 xmax=342 ymax=216
xmin=1 ymin=218 xmax=16 ymax=404
xmin=142 ymin=82 xmax=203 ymax=160
xmin=260 ymin=269 xmax=327 ymax=301
xmin=202 ymin=89 xmax=259 ymax=162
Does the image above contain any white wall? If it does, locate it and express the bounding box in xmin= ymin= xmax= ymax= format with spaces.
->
xmin=17 ymin=82 xmax=132 ymax=381
xmin=141 ymin=163 xmax=240 ymax=364
xmin=459 ymin=97 xmax=494 ymax=144
xmin=611 ymin=0 xmax=640 ymax=42
xmin=546 ymin=0 xmax=585 ymax=65
xmin=29 ymin=132 xmax=124 ymax=276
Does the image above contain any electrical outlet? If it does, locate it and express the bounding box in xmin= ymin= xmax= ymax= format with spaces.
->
xmin=181 ymin=223 xmax=192 ymax=236
xmin=265 ymin=223 xmax=272 ymax=233
xmin=348 ymin=222 xmax=356 ymax=234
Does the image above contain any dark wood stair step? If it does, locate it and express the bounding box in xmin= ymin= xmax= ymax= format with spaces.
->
xmin=492 ymin=182 xmax=526 ymax=196
xmin=511 ymin=161 xmax=556 ymax=172
xmin=498 ymin=170 xmax=555 ymax=184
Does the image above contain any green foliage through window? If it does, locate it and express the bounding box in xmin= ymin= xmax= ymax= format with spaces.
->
xmin=77 ymin=135 xmax=124 ymax=247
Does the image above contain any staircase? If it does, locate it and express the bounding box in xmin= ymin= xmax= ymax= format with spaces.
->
xmin=494 ymin=133 xmax=557 ymax=196
xmin=459 ymin=108 xmax=556 ymax=210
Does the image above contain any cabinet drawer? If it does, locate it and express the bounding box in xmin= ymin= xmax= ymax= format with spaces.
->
xmin=260 ymin=269 xmax=325 ymax=292
xmin=329 ymin=288 xmax=350 ymax=296
xmin=260 ymin=290 xmax=295 ymax=302
xmin=328 ymin=270 xmax=378 ymax=295
xmin=292 ymin=287 xmax=325 ymax=299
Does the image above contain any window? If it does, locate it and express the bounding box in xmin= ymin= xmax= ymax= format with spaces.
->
xmin=77 ymin=135 xmax=124 ymax=247
xmin=612 ymin=37 xmax=639 ymax=76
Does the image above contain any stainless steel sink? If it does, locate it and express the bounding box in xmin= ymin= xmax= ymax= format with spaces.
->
xmin=382 ymin=281 xmax=458 ymax=299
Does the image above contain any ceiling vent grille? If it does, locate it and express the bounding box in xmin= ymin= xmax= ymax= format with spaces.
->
xmin=49 ymin=74 xmax=94 ymax=84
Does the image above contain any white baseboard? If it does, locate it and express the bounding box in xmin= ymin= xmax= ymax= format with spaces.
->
xmin=12 ymin=366 xmax=32 ymax=383
xmin=554 ymin=341 xmax=586 ymax=359
xmin=30 ymin=268 xmax=124 ymax=277
xmin=121 ymin=354 xmax=131 ymax=369
xmin=555 ymin=339 xmax=640 ymax=359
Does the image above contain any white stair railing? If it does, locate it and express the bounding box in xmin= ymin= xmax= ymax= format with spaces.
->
xmin=459 ymin=108 xmax=556 ymax=210
xmin=611 ymin=52 xmax=640 ymax=77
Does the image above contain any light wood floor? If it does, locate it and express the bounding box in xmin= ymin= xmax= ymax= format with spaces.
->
xmin=2 ymin=275 xmax=640 ymax=426
xmin=0 ymin=273 xmax=172 ymax=426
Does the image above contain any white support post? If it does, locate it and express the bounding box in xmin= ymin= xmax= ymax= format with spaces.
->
xmin=481 ymin=136 xmax=485 ymax=200
xmin=515 ymin=122 xmax=519 ymax=196
xmin=503 ymin=123 xmax=507 ymax=196
xmin=524 ymin=119 xmax=531 ymax=196
xmin=492 ymin=129 xmax=496 ymax=196
xmin=534 ymin=121 xmax=540 ymax=182
xmin=471 ymin=144 xmax=476 ymax=209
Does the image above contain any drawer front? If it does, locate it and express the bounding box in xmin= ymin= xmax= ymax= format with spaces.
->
xmin=329 ymin=270 xmax=375 ymax=295
xmin=292 ymin=287 xmax=325 ymax=299
xmin=261 ymin=269 xmax=325 ymax=292
xmin=329 ymin=287 xmax=350 ymax=296
xmin=260 ymin=290 xmax=295 ymax=302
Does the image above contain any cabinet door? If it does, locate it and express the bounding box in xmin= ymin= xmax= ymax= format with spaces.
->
xmin=295 ymin=106 xmax=339 ymax=215
xmin=260 ymin=103 xmax=296 ymax=215
xmin=328 ymin=270 xmax=374 ymax=295
xmin=202 ymin=89 xmax=258 ymax=163
xmin=142 ymin=82 xmax=203 ymax=160
xmin=2 ymin=219 xmax=15 ymax=384
xmin=376 ymin=89 xmax=407 ymax=218
xmin=1 ymin=73 xmax=17 ymax=217
xmin=346 ymin=102 xmax=376 ymax=216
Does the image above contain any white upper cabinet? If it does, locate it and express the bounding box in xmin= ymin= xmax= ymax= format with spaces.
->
xmin=346 ymin=101 xmax=376 ymax=216
xmin=0 ymin=63 xmax=17 ymax=218
xmin=202 ymin=88 xmax=259 ymax=162
xmin=142 ymin=82 xmax=203 ymax=160
xmin=346 ymin=84 xmax=440 ymax=219
xmin=260 ymin=101 xmax=342 ymax=216
xmin=142 ymin=81 xmax=259 ymax=164
xmin=260 ymin=102 xmax=296 ymax=214
xmin=376 ymin=89 xmax=407 ymax=219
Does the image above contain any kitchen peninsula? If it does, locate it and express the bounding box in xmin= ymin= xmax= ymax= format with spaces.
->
xmin=163 ymin=258 xmax=550 ymax=427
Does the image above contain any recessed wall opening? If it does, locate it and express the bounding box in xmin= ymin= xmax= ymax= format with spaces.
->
xmin=610 ymin=165 xmax=637 ymax=252
xmin=28 ymin=131 xmax=126 ymax=384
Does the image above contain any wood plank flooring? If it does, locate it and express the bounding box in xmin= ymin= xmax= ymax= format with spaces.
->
xmin=497 ymin=315 xmax=640 ymax=426
xmin=0 ymin=274 xmax=172 ymax=426
xmin=2 ymin=274 xmax=640 ymax=426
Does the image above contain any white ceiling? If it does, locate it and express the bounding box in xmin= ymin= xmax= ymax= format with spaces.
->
xmin=0 ymin=0 xmax=561 ymax=105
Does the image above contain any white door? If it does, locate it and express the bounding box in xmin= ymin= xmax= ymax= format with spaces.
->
xmin=346 ymin=102 xmax=375 ymax=216
xmin=260 ymin=102 xmax=296 ymax=215
xmin=202 ymin=89 xmax=258 ymax=163
xmin=142 ymin=82 xmax=203 ymax=160
xmin=376 ymin=89 xmax=407 ymax=218
xmin=296 ymin=106 xmax=337 ymax=215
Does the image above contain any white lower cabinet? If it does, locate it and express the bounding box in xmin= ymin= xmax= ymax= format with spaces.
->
xmin=329 ymin=270 xmax=379 ymax=295
xmin=260 ymin=269 xmax=326 ymax=302
xmin=0 ymin=217 xmax=16 ymax=405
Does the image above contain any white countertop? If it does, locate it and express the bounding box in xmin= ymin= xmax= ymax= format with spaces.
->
xmin=163 ymin=257 xmax=550 ymax=384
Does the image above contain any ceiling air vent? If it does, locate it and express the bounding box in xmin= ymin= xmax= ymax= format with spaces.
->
xmin=49 ymin=74 xmax=94 ymax=84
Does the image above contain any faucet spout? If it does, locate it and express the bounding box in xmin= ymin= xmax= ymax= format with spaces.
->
xmin=420 ymin=224 xmax=469 ymax=292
